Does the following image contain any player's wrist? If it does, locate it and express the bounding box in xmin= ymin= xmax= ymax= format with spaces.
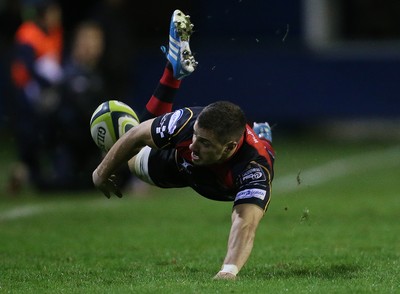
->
xmin=92 ymin=169 xmax=104 ymax=186
xmin=219 ymin=264 xmax=238 ymax=276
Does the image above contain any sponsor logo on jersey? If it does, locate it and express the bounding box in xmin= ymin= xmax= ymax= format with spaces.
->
xmin=168 ymin=109 xmax=183 ymax=134
xmin=235 ymin=188 xmax=266 ymax=200
xmin=239 ymin=166 xmax=266 ymax=185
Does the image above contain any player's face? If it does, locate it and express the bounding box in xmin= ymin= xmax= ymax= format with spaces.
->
xmin=189 ymin=121 xmax=231 ymax=166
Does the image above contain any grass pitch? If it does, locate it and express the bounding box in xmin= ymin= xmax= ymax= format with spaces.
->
xmin=0 ymin=135 xmax=399 ymax=293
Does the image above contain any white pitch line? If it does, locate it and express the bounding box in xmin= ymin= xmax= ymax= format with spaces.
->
xmin=273 ymin=145 xmax=400 ymax=194
xmin=1 ymin=146 xmax=399 ymax=220
xmin=0 ymin=199 xmax=110 ymax=222
xmin=0 ymin=204 xmax=46 ymax=221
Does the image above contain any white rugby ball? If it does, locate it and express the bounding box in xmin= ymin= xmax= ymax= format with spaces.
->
xmin=90 ymin=100 xmax=140 ymax=152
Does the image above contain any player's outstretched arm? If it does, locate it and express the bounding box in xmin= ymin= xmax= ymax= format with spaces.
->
xmin=92 ymin=119 xmax=156 ymax=198
xmin=214 ymin=204 xmax=264 ymax=280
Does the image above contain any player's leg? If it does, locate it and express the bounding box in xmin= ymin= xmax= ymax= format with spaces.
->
xmin=140 ymin=9 xmax=198 ymax=121
xmin=162 ymin=9 xmax=197 ymax=80
xmin=139 ymin=62 xmax=181 ymax=121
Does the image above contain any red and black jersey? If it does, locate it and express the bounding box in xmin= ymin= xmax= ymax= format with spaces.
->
xmin=148 ymin=107 xmax=275 ymax=210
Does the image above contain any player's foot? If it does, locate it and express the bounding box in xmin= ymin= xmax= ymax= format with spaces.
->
xmin=161 ymin=9 xmax=198 ymax=80
xmin=253 ymin=122 xmax=272 ymax=142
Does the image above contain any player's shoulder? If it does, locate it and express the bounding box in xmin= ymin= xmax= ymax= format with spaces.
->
xmin=169 ymin=106 xmax=204 ymax=127
xmin=151 ymin=107 xmax=199 ymax=145
xmin=168 ymin=106 xmax=201 ymax=125
xmin=232 ymin=127 xmax=274 ymax=174
xmin=236 ymin=161 xmax=269 ymax=187
xmin=185 ymin=106 xmax=204 ymax=117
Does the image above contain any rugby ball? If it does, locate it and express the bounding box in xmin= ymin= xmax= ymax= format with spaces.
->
xmin=90 ymin=100 xmax=140 ymax=152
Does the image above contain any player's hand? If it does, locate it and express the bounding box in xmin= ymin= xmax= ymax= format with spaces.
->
xmin=92 ymin=171 xmax=123 ymax=198
xmin=213 ymin=271 xmax=237 ymax=280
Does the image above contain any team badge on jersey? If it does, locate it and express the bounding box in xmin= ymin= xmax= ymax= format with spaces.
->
xmin=155 ymin=114 xmax=168 ymax=138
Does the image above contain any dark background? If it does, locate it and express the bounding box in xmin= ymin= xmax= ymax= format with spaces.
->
xmin=1 ymin=0 xmax=399 ymax=132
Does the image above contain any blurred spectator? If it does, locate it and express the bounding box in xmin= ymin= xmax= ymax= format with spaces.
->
xmin=55 ymin=20 xmax=143 ymax=193
xmin=0 ymin=0 xmax=22 ymax=129
xmin=0 ymin=1 xmax=22 ymax=52
xmin=89 ymin=0 xmax=136 ymax=101
xmin=53 ymin=21 xmax=106 ymax=190
xmin=8 ymin=0 xmax=64 ymax=193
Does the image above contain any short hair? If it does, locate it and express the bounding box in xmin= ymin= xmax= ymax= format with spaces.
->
xmin=197 ymin=101 xmax=246 ymax=144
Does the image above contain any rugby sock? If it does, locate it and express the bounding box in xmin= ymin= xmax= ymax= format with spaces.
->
xmin=140 ymin=62 xmax=181 ymax=121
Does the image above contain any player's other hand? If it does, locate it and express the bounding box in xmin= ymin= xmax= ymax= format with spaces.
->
xmin=92 ymin=171 xmax=123 ymax=198
xmin=213 ymin=271 xmax=237 ymax=280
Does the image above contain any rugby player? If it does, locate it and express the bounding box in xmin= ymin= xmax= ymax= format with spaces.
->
xmin=93 ymin=9 xmax=275 ymax=280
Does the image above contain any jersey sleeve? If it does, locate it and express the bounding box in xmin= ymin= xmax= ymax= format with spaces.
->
xmin=234 ymin=161 xmax=272 ymax=210
xmin=150 ymin=107 xmax=194 ymax=149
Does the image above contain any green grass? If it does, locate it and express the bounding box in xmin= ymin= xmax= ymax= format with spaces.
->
xmin=0 ymin=135 xmax=399 ymax=293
